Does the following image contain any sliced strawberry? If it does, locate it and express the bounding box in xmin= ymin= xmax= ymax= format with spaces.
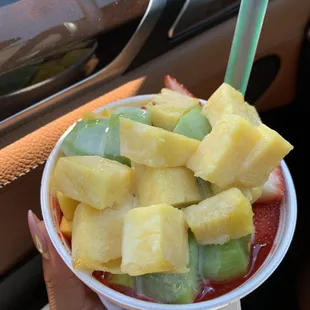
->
xmin=164 ymin=75 xmax=194 ymax=97
xmin=253 ymin=201 xmax=281 ymax=245
xmin=52 ymin=195 xmax=62 ymax=226
xmin=256 ymin=166 xmax=285 ymax=203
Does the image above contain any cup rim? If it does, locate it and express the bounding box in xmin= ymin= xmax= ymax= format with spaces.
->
xmin=41 ymin=94 xmax=297 ymax=310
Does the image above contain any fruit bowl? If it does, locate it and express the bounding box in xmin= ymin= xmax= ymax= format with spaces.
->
xmin=41 ymin=94 xmax=297 ymax=310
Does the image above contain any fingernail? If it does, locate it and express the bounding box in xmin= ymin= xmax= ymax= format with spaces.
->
xmin=28 ymin=210 xmax=49 ymax=260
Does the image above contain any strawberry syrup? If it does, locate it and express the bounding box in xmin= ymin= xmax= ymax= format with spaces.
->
xmin=92 ymin=200 xmax=281 ymax=303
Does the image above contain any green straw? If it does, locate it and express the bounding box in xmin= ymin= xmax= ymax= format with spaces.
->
xmin=224 ymin=0 xmax=269 ymax=95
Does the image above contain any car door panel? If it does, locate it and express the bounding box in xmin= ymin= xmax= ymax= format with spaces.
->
xmin=1 ymin=0 xmax=309 ymax=144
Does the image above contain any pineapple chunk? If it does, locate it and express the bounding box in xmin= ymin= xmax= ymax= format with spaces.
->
xmin=60 ymin=216 xmax=73 ymax=238
xmin=211 ymin=184 xmax=262 ymax=204
xmin=56 ymin=191 xmax=79 ymax=221
xmin=81 ymin=109 xmax=114 ymax=120
xmin=120 ymin=118 xmax=200 ymax=167
xmin=184 ymin=188 xmax=254 ymax=245
xmin=100 ymin=108 xmax=114 ymax=118
xmin=146 ymin=88 xmax=199 ymax=131
xmin=246 ymin=105 xmax=261 ymax=126
xmin=186 ymin=115 xmax=260 ymax=188
xmin=251 ymin=187 xmax=263 ymax=203
xmin=202 ymin=83 xmax=261 ymax=127
xmin=82 ymin=111 xmax=104 ymax=120
xmin=98 ymin=258 xmax=122 ymax=274
xmin=72 ymin=198 xmax=133 ymax=273
xmin=239 ymin=124 xmax=293 ymax=187
xmin=134 ymin=164 xmax=201 ymax=208
xmin=121 ymin=204 xmax=189 ymax=276
xmin=54 ymin=156 xmax=134 ymax=210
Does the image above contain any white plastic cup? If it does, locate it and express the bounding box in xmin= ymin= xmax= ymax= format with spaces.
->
xmin=41 ymin=95 xmax=297 ymax=310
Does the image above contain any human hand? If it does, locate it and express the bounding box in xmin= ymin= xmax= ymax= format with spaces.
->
xmin=28 ymin=210 xmax=106 ymax=310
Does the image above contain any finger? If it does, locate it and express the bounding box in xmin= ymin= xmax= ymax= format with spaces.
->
xmin=28 ymin=210 xmax=105 ymax=310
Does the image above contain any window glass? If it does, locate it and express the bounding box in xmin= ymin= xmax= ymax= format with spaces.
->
xmin=169 ymin=0 xmax=240 ymax=39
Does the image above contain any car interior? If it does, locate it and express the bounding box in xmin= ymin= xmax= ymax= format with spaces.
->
xmin=0 ymin=0 xmax=309 ymax=309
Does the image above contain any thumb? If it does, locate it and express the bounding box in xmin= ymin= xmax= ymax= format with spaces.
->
xmin=28 ymin=210 xmax=105 ymax=310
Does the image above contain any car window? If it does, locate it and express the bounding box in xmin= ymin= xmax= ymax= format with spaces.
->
xmin=0 ymin=0 xmax=277 ymax=127
xmin=169 ymin=0 xmax=240 ymax=39
xmin=0 ymin=0 xmax=149 ymax=121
